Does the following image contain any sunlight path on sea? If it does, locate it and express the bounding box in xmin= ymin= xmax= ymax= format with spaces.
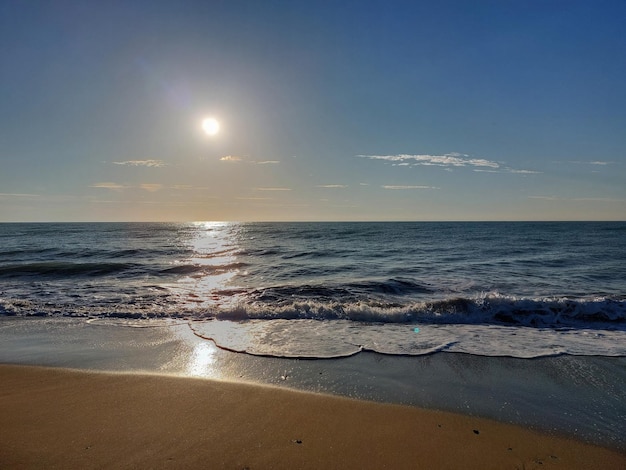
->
xmin=172 ymin=222 xmax=244 ymax=313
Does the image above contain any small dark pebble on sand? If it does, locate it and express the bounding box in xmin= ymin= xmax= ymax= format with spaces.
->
xmin=473 ymin=430 xmax=480 ymax=435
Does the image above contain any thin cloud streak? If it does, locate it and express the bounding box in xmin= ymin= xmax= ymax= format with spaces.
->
xmin=474 ymin=168 xmax=541 ymax=174
xmin=0 ymin=193 xmax=40 ymax=197
xmin=237 ymin=196 xmax=273 ymax=200
xmin=139 ymin=184 xmax=163 ymax=192
xmin=113 ymin=160 xmax=166 ymax=167
xmin=91 ymin=183 xmax=209 ymax=191
xmin=220 ymin=156 xmax=281 ymax=164
xmin=529 ymin=196 xmax=625 ymax=202
xmin=508 ymin=169 xmax=541 ymax=174
xmin=91 ymin=182 xmax=127 ymax=190
xmin=254 ymin=187 xmax=292 ymax=191
xmin=570 ymin=160 xmax=616 ymax=166
xmin=316 ymin=184 xmax=348 ymax=188
xmin=359 ymin=152 xmax=539 ymax=174
xmin=382 ymin=185 xmax=439 ymax=190
xmin=359 ymin=153 xmax=500 ymax=169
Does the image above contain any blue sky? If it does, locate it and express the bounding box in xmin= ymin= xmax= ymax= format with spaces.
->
xmin=1 ymin=0 xmax=625 ymax=221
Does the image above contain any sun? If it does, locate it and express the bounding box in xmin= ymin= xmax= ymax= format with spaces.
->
xmin=202 ymin=117 xmax=220 ymax=136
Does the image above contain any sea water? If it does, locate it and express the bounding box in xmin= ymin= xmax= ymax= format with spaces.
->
xmin=1 ymin=221 xmax=625 ymax=358
xmin=1 ymin=221 xmax=626 ymax=449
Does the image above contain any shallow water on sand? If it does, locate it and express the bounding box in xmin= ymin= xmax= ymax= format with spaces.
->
xmin=1 ymin=316 xmax=624 ymax=451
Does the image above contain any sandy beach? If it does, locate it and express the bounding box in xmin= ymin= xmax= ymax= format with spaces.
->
xmin=1 ymin=364 xmax=624 ymax=470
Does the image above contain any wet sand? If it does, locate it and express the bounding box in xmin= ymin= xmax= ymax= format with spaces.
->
xmin=1 ymin=364 xmax=624 ymax=469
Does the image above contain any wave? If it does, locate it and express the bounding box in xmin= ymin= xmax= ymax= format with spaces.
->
xmin=212 ymin=295 xmax=626 ymax=327
xmin=346 ymin=278 xmax=435 ymax=295
xmin=244 ymin=278 xmax=435 ymax=303
xmin=1 ymin=291 xmax=624 ymax=328
xmin=159 ymin=262 xmax=248 ymax=276
xmin=0 ymin=247 xmax=59 ymax=258
xmin=0 ymin=262 xmax=137 ymax=278
xmin=0 ymin=260 xmax=248 ymax=279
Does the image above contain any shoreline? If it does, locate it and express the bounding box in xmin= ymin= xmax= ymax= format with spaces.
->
xmin=2 ymin=364 xmax=625 ymax=469
xmin=1 ymin=316 xmax=625 ymax=452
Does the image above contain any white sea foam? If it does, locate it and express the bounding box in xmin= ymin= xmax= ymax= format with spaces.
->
xmin=189 ymin=319 xmax=626 ymax=359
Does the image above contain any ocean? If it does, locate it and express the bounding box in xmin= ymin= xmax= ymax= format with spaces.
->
xmin=1 ymin=221 xmax=625 ymax=358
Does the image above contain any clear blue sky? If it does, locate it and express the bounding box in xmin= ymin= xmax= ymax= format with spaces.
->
xmin=1 ymin=0 xmax=625 ymax=221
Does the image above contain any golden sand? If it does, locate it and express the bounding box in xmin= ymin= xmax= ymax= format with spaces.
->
xmin=0 ymin=364 xmax=623 ymax=469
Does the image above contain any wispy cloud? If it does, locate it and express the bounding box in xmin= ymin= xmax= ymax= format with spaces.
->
xmin=139 ymin=184 xmax=163 ymax=192
xmin=254 ymin=187 xmax=292 ymax=191
xmin=236 ymin=196 xmax=273 ymax=200
xmin=570 ymin=160 xmax=615 ymax=166
xmin=220 ymin=156 xmax=280 ymax=165
xmin=0 ymin=193 xmax=39 ymax=197
xmin=91 ymin=182 xmax=126 ymax=190
xmin=113 ymin=160 xmax=166 ymax=167
xmin=90 ymin=182 xmax=168 ymax=192
xmin=359 ymin=152 xmax=539 ymax=174
xmin=316 ymin=184 xmax=348 ymax=188
xmin=573 ymin=197 xmax=625 ymax=202
xmin=529 ymin=195 xmax=625 ymax=202
xmin=359 ymin=153 xmax=500 ymax=169
xmin=474 ymin=168 xmax=540 ymax=174
xmin=382 ymin=185 xmax=439 ymax=190
xmin=220 ymin=155 xmax=243 ymax=162
xmin=507 ymin=169 xmax=541 ymax=174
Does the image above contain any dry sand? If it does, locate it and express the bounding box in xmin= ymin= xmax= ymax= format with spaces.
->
xmin=1 ymin=364 xmax=624 ymax=469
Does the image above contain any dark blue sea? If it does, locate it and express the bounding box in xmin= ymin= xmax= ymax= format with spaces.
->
xmin=1 ymin=221 xmax=625 ymax=358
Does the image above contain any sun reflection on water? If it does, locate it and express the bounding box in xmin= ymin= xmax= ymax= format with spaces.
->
xmin=176 ymin=222 xmax=244 ymax=311
xmin=187 ymin=340 xmax=220 ymax=378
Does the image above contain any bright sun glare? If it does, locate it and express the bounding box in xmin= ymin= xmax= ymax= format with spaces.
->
xmin=202 ymin=117 xmax=220 ymax=136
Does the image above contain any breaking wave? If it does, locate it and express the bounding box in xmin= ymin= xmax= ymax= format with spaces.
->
xmin=1 ymin=292 xmax=624 ymax=329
